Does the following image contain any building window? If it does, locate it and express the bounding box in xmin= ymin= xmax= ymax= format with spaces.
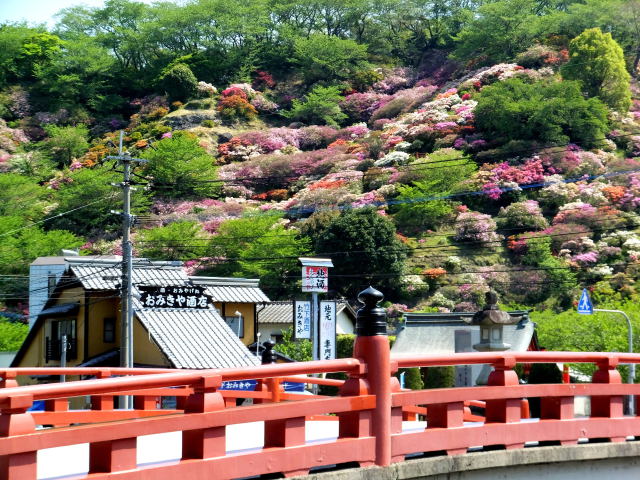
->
xmin=103 ymin=317 xmax=116 ymax=343
xmin=225 ymin=315 xmax=244 ymax=338
xmin=47 ymin=274 xmax=57 ymax=296
xmin=46 ymin=318 xmax=77 ymax=362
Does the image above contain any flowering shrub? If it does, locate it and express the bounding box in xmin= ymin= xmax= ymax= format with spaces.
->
xmin=221 ymin=86 xmax=247 ymax=99
xmin=374 ymin=151 xmax=410 ymax=167
xmin=251 ymin=94 xmax=279 ymax=113
xmin=515 ymin=45 xmax=569 ymax=68
xmin=422 ymin=267 xmax=447 ymax=279
xmin=196 ymin=81 xmax=217 ymax=98
xmin=370 ymin=86 xmax=437 ymax=123
xmin=340 ymin=92 xmax=390 ymax=122
xmin=217 ymin=95 xmax=258 ymax=120
xmin=454 ymin=210 xmax=500 ymax=243
xmin=474 ymin=157 xmax=547 ymax=199
xmin=496 ymin=200 xmax=548 ymax=231
xmin=252 ymin=70 xmax=276 ymax=90
xmin=386 ymin=303 xmax=409 ymax=318
xmin=298 ymin=126 xmax=339 ymax=150
xmin=373 ymin=67 xmax=414 ymax=93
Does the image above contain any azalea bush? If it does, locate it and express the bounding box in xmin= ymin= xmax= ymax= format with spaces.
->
xmin=496 ymin=200 xmax=548 ymax=232
xmin=217 ymin=94 xmax=258 ymax=120
xmin=453 ymin=209 xmax=500 ymax=244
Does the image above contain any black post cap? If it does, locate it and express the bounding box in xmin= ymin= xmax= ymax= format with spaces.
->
xmin=261 ymin=339 xmax=277 ymax=365
xmin=355 ymin=286 xmax=387 ymax=336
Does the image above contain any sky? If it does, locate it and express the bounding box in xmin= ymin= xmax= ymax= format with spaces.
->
xmin=0 ymin=0 xmax=159 ymax=27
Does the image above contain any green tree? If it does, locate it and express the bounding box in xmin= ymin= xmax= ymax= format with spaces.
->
xmin=208 ymin=213 xmax=310 ymax=298
xmin=0 ymin=173 xmax=49 ymax=220
xmin=48 ymin=165 xmax=149 ymax=235
xmin=142 ymin=135 xmax=219 ymax=198
xmin=0 ymin=321 xmax=28 ymax=351
xmin=43 ymin=125 xmax=89 ymax=168
xmin=453 ymin=0 xmax=540 ymax=64
xmin=156 ymin=63 xmax=198 ymax=101
xmin=284 ymin=85 xmax=346 ymax=127
xmin=474 ymin=77 xmax=609 ymax=147
xmin=561 ymin=28 xmax=631 ymax=112
xmin=312 ymin=207 xmax=408 ymax=298
xmin=392 ymin=151 xmax=477 ymax=230
xmin=291 ymin=33 xmax=369 ymax=84
xmin=136 ymin=221 xmax=210 ymax=261
xmin=274 ymin=327 xmax=312 ymax=362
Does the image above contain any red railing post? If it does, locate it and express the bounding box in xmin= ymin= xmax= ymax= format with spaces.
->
xmin=91 ymin=370 xmax=114 ymax=411
xmin=0 ymin=394 xmax=36 ymax=479
xmin=347 ymin=287 xmax=392 ymax=467
xmin=591 ymin=356 xmax=625 ymax=442
xmin=0 ymin=371 xmax=18 ymax=389
xmin=182 ymin=374 xmax=226 ymax=459
xmin=485 ymin=355 xmax=523 ymax=449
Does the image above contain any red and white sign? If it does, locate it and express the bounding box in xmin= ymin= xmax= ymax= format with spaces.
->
xmin=302 ymin=266 xmax=328 ymax=292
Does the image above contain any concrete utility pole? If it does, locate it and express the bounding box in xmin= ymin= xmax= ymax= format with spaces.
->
xmin=108 ymin=131 xmax=147 ymax=409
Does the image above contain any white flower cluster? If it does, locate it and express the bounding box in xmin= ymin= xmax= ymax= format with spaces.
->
xmin=374 ymin=150 xmax=410 ymax=167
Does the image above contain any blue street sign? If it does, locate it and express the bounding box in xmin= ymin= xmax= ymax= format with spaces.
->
xmin=577 ymin=288 xmax=593 ymax=315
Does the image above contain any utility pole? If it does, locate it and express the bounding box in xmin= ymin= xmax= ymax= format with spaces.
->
xmin=108 ymin=131 xmax=147 ymax=409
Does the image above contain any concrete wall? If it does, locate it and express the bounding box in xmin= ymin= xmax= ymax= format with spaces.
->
xmin=292 ymin=443 xmax=640 ymax=480
xmin=28 ymin=263 xmax=66 ymax=328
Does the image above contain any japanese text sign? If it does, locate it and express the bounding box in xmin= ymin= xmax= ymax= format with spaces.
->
xmin=302 ymin=266 xmax=328 ymax=292
xmin=319 ymin=301 xmax=336 ymax=360
xmin=139 ymin=285 xmax=212 ymax=310
xmin=294 ymin=300 xmax=311 ymax=339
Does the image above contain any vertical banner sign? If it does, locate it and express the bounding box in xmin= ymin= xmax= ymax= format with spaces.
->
xmin=301 ymin=266 xmax=328 ymax=292
xmin=319 ymin=301 xmax=336 ymax=360
xmin=293 ymin=301 xmax=311 ymax=340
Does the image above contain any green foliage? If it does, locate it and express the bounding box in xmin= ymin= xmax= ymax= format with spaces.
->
xmin=0 ymin=320 xmax=28 ymax=351
xmin=453 ymin=0 xmax=540 ymax=65
xmin=311 ymin=208 xmax=408 ymax=298
xmin=475 ymin=77 xmax=609 ymax=147
xmin=399 ymin=367 xmax=424 ymax=390
xmin=142 ymin=135 xmax=219 ymax=198
xmin=292 ymin=34 xmax=368 ymax=84
xmin=393 ymin=152 xmax=476 ymax=230
xmin=157 ymin=63 xmax=198 ymax=102
xmin=0 ymin=174 xmax=48 ymax=220
xmin=421 ymin=366 xmax=455 ymax=389
xmin=561 ymin=28 xmax=631 ymax=112
xmin=208 ymin=213 xmax=310 ymax=298
xmin=522 ymin=236 xmax=577 ymax=304
xmin=532 ymin=303 xmax=640 ymax=378
xmin=136 ymin=221 xmax=209 ymax=261
xmin=48 ymin=165 xmax=149 ymax=235
xmin=43 ymin=125 xmax=89 ymax=168
xmin=284 ymin=85 xmax=346 ymax=127
xmin=274 ymin=327 xmax=312 ymax=362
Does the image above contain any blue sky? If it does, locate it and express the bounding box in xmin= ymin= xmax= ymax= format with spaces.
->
xmin=1 ymin=0 xmax=158 ymax=27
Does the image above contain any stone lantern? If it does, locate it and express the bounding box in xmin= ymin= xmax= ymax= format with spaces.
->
xmin=472 ymin=290 xmax=515 ymax=352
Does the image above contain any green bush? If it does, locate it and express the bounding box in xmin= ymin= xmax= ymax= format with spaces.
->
xmin=421 ymin=366 xmax=456 ymax=389
xmin=561 ymin=28 xmax=631 ymax=112
xmin=157 ymin=63 xmax=198 ymax=101
xmin=475 ymin=77 xmax=609 ymax=147
xmin=283 ymin=85 xmax=346 ymax=127
xmin=292 ymin=34 xmax=369 ymax=84
xmin=399 ymin=367 xmax=424 ymax=390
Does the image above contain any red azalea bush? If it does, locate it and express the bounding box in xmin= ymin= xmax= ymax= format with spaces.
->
xmin=217 ymin=95 xmax=258 ymax=120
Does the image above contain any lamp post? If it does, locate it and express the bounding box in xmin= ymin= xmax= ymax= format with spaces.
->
xmin=472 ymin=291 xmax=514 ymax=352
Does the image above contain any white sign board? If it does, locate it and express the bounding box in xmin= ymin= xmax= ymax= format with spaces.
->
xmin=301 ymin=266 xmax=328 ymax=292
xmin=319 ymin=301 xmax=336 ymax=360
xmin=294 ymin=301 xmax=311 ymax=339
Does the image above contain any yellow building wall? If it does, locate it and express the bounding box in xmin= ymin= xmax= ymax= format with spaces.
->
xmin=85 ymin=296 xmax=120 ymax=361
xmin=133 ymin=319 xmax=171 ymax=367
xmin=214 ymin=302 xmax=255 ymax=346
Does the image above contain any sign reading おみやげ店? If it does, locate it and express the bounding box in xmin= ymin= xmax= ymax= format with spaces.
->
xmin=139 ymin=285 xmax=212 ymax=309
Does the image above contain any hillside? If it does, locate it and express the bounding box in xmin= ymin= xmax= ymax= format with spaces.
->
xmin=1 ymin=0 xmax=640 ymax=356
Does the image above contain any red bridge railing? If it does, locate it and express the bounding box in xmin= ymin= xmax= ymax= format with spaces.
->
xmin=1 ymin=288 xmax=640 ymax=479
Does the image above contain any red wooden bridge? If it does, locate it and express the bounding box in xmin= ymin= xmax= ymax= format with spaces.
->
xmin=1 ymin=289 xmax=639 ymax=479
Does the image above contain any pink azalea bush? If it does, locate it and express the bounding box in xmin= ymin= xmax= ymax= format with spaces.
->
xmin=454 ymin=209 xmax=501 ymax=243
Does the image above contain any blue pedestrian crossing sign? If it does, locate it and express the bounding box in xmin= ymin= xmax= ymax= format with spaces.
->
xmin=577 ymin=288 xmax=593 ymax=314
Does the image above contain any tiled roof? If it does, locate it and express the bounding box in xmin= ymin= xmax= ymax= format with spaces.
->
xmin=135 ymin=302 xmax=260 ymax=369
xmin=68 ymin=258 xmax=188 ymax=291
xmin=258 ymin=300 xmax=352 ymax=325
xmin=258 ymin=301 xmax=293 ymax=324
xmin=191 ymin=276 xmax=270 ymax=303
